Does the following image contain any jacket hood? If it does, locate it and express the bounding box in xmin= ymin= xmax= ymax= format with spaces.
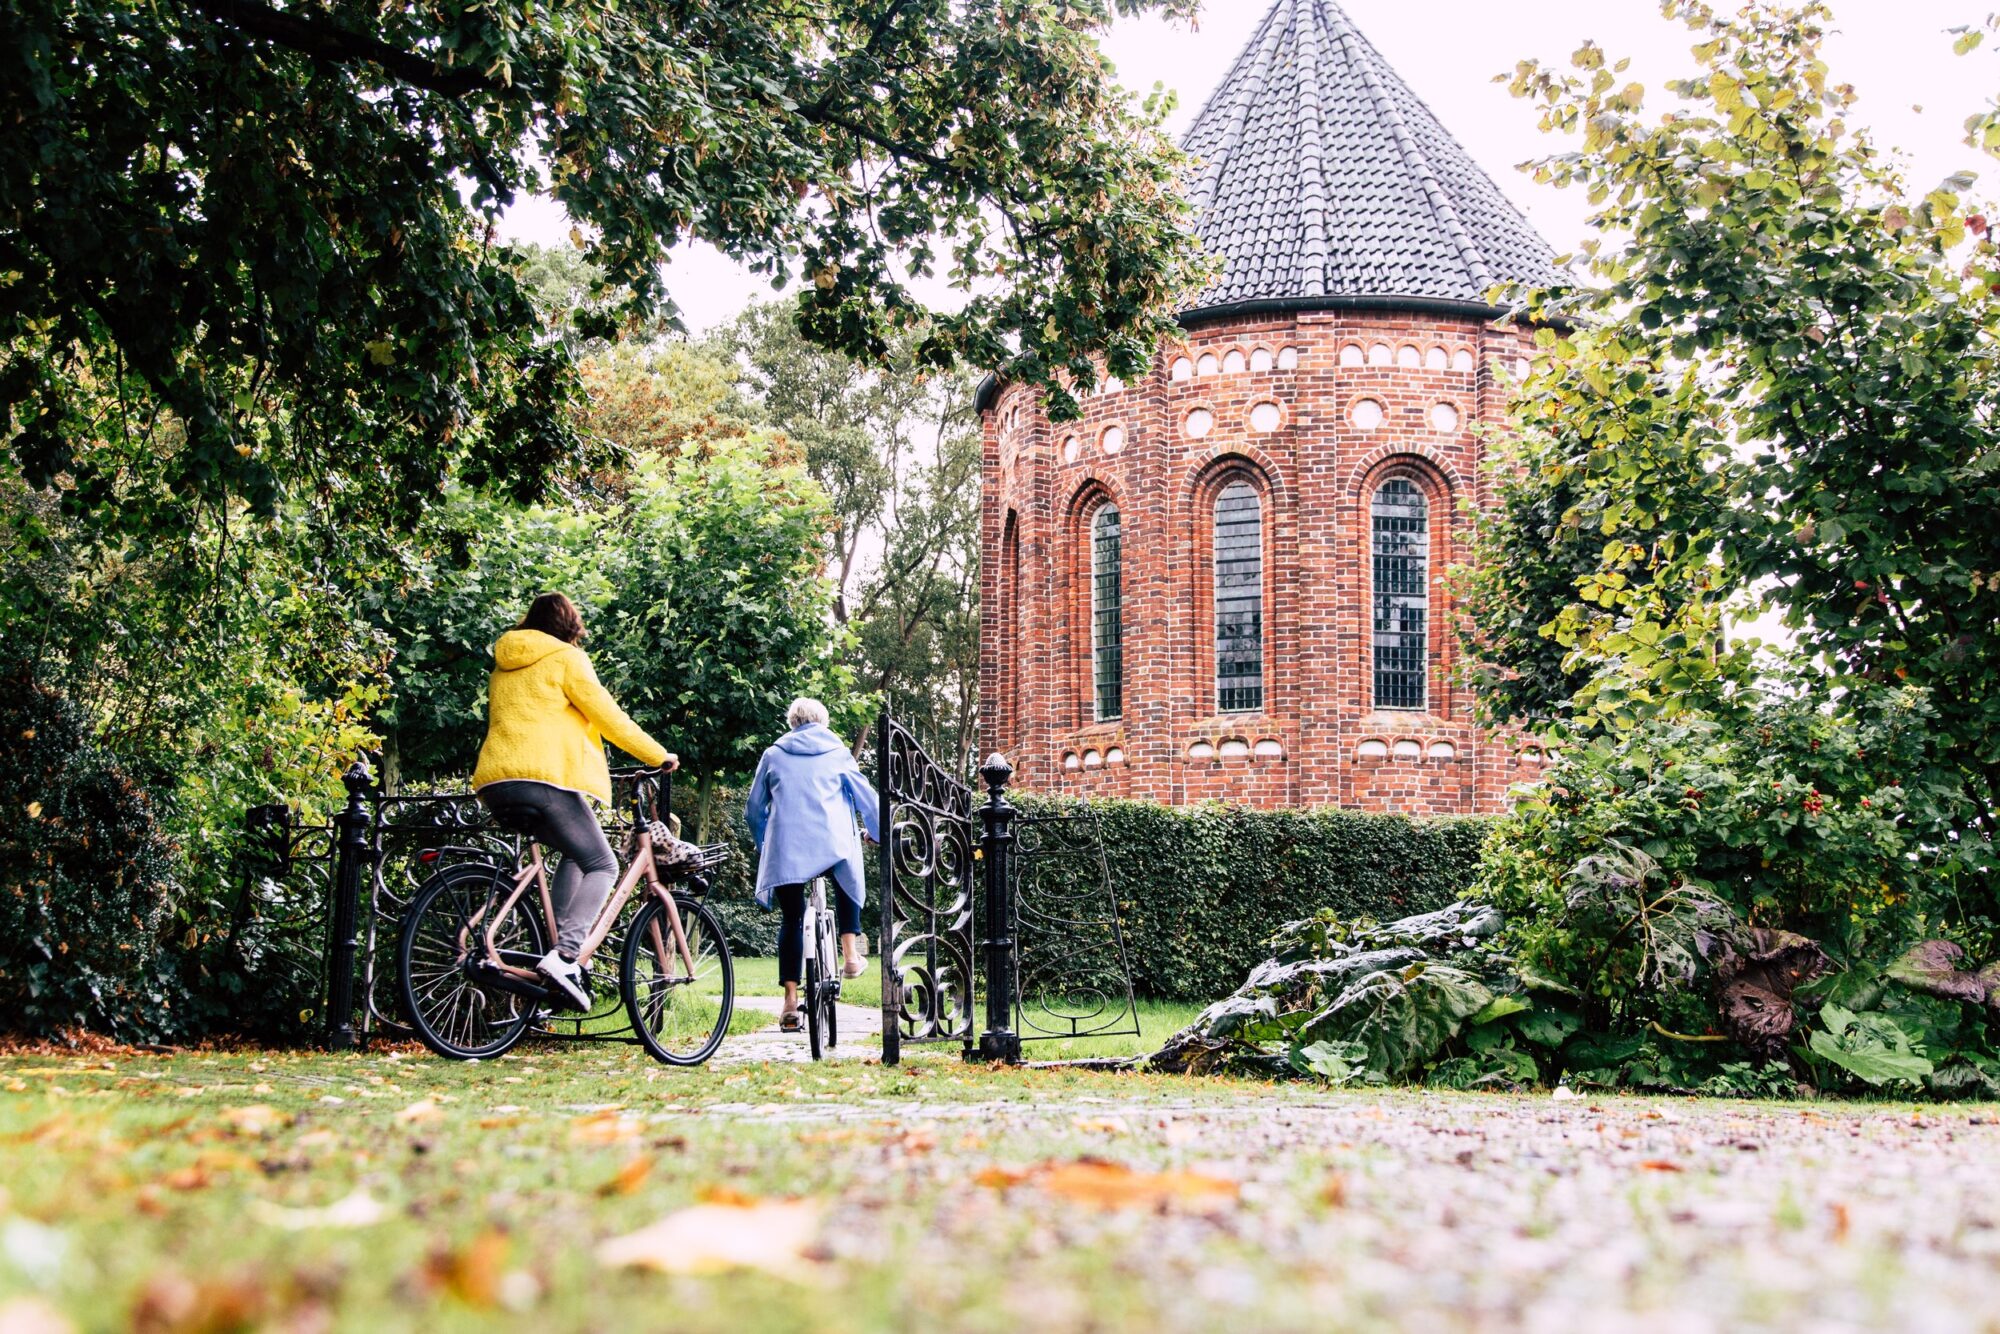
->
xmin=773 ymin=722 xmax=847 ymax=757
xmin=493 ymin=628 xmax=576 ymax=671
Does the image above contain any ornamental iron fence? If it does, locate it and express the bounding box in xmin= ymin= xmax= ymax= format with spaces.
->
xmin=264 ymin=717 xmax=1134 ymax=1061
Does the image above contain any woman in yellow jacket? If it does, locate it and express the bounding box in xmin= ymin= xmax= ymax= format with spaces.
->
xmin=472 ymin=593 xmax=676 ymax=1010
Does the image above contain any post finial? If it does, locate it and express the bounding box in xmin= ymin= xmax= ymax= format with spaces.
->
xmin=979 ymin=752 xmax=1014 ymax=793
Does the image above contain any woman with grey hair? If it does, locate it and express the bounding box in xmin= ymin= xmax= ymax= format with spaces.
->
xmin=744 ymin=698 xmax=880 ymax=1029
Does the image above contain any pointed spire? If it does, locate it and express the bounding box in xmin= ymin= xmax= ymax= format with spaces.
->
xmin=1179 ymin=0 xmax=1558 ymax=317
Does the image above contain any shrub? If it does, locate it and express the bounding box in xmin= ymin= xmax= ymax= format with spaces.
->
xmin=1012 ymin=795 xmax=1491 ymax=1002
xmin=0 ymin=668 xmax=194 ymax=1040
xmin=1477 ymin=685 xmax=1986 ymax=1026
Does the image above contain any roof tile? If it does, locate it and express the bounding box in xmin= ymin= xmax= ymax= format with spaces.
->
xmin=1179 ymin=0 xmax=1561 ymax=314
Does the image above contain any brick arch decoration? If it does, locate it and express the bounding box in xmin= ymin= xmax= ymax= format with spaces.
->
xmin=1345 ymin=441 xmax=1465 ymax=501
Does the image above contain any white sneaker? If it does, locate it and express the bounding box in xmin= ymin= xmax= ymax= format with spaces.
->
xmin=536 ymin=950 xmax=590 ymax=1011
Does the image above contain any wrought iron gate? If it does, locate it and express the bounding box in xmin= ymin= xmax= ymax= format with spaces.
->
xmin=875 ymin=715 xmax=977 ymax=1064
xmin=1011 ymin=805 xmax=1140 ymax=1044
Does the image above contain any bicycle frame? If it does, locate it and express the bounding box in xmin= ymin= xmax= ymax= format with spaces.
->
xmin=458 ymin=779 xmax=698 ymax=987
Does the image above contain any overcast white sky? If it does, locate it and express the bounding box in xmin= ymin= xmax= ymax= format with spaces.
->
xmin=499 ymin=0 xmax=2000 ymax=333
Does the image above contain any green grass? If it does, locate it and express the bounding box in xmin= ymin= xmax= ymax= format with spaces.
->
xmin=729 ymin=953 xmax=1196 ymax=1061
xmin=1 ymin=1044 xmax=1995 ymax=1332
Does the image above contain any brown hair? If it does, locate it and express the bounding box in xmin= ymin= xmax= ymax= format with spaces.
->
xmin=518 ymin=592 xmax=586 ymax=644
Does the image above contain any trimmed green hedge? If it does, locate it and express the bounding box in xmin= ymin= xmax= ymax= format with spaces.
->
xmin=1014 ymin=796 xmax=1493 ymax=1002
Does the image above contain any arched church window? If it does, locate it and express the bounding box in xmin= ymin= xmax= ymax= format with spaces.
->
xmin=1371 ymin=478 xmax=1429 ymax=710
xmin=1213 ymin=481 xmax=1263 ymax=712
xmin=1091 ymin=506 xmax=1124 ymax=720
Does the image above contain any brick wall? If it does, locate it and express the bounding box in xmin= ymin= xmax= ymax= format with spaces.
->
xmin=979 ymin=307 xmax=1551 ymax=815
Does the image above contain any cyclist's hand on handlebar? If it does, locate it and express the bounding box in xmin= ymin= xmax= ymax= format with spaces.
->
xmin=655 ymin=753 xmax=680 ymax=774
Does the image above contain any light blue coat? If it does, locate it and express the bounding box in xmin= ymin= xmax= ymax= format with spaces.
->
xmin=744 ymin=723 xmax=881 ymax=910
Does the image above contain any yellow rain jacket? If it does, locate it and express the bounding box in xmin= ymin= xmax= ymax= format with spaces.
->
xmin=471 ymin=629 xmax=668 ymax=806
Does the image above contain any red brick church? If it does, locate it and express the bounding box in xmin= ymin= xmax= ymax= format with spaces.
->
xmin=976 ymin=0 xmax=1560 ymax=815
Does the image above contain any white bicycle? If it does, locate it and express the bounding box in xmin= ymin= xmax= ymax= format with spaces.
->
xmin=798 ymin=876 xmax=841 ymax=1061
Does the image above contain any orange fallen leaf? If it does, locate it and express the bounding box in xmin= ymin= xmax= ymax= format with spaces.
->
xmin=1829 ymin=1201 xmax=1851 ymax=1242
xmin=797 ymin=1129 xmax=855 ymax=1146
xmin=1638 ymin=1160 xmax=1684 ymax=1173
xmin=160 ymin=1164 xmax=213 ymax=1192
xmin=394 ymin=1099 xmax=444 ymax=1126
xmin=1320 ymin=1173 xmax=1348 ymax=1208
xmin=423 ymin=1229 xmax=510 ymax=1308
xmin=570 ymin=1110 xmax=643 ymax=1146
xmin=977 ymin=1159 xmax=1239 ymax=1212
xmin=597 ymin=1157 xmax=653 ymax=1197
xmin=130 ymin=1270 xmax=268 ymax=1334
xmin=1072 ymin=1116 xmax=1131 ymax=1136
xmin=595 ymin=1197 xmax=824 ymax=1280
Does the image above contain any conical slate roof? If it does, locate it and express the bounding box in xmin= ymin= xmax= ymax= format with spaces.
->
xmin=1179 ymin=0 xmax=1559 ymax=318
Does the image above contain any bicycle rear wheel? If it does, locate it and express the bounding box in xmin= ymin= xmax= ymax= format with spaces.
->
xmin=623 ymin=894 xmax=734 ymax=1065
xmin=398 ymin=863 xmax=545 ymax=1061
xmin=804 ymin=957 xmax=827 ymax=1061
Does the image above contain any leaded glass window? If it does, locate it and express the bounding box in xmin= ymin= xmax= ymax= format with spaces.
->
xmin=1091 ymin=506 xmax=1123 ymax=720
xmin=1372 ymin=478 xmax=1429 ymax=710
xmin=1214 ymin=481 xmax=1263 ymax=712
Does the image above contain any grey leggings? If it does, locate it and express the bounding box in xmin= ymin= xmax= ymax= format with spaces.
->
xmin=477 ymin=781 xmax=617 ymax=959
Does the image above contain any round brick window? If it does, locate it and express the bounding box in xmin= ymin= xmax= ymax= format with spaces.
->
xmin=1248 ymin=402 xmax=1281 ymax=433
xmin=1100 ymin=425 xmax=1125 ymax=453
xmin=1350 ymin=398 xmax=1385 ymax=430
xmin=1431 ymin=402 xmax=1460 ymax=433
xmin=1184 ymin=408 xmax=1214 ymax=439
xmin=1062 ymin=435 xmax=1080 ymax=463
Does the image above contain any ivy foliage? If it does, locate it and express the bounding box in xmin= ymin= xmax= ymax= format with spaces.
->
xmin=0 ymin=665 xmax=190 ymax=1041
xmin=3 ymin=0 xmax=1209 ymax=545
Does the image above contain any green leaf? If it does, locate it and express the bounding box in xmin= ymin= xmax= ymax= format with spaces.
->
xmin=1469 ymin=995 xmax=1532 ymax=1025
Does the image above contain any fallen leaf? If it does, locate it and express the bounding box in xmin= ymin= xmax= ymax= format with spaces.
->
xmin=250 ymin=1188 xmax=388 ymax=1231
xmin=596 ymin=1197 xmax=824 ymax=1280
xmin=1638 ymin=1160 xmax=1685 ymax=1173
xmin=422 ymin=1230 xmax=509 ymax=1308
xmin=798 ymin=1129 xmax=855 ymax=1146
xmin=221 ymin=1105 xmax=290 ymax=1137
xmin=394 ymin=1099 xmax=444 ymax=1126
xmin=570 ymin=1111 xmax=644 ymax=1146
xmin=1072 ymin=1116 xmax=1131 ymax=1136
xmin=1552 ymin=1086 xmax=1581 ymax=1102
xmin=596 ymin=1158 xmax=653 ymax=1197
xmin=979 ymin=1159 xmax=1239 ymax=1212
xmin=1320 ymin=1174 xmax=1348 ymax=1208
xmin=1830 ymin=1201 xmax=1851 ymax=1242
xmin=130 ymin=1271 xmax=267 ymax=1334
xmin=295 ymin=1129 xmax=338 ymax=1150
xmin=973 ymin=1166 xmax=1029 ymax=1189
xmin=160 ymin=1165 xmax=213 ymax=1192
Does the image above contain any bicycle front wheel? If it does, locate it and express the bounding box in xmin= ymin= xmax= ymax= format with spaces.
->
xmin=622 ymin=894 xmax=734 ymax=1065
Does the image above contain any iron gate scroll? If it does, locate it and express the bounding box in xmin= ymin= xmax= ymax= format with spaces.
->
xmin=261 ymin=757 xmax=678 ymax=1048
xmin=1011 ymin=805 xmax=1141 ymax=1044
xmin=875 ymin=715 xmax=977 ymax=1064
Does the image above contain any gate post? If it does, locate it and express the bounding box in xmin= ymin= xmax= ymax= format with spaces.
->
xmin=325 ymin=756 xmax=374 ymax=1051
xmin=972 ymin=753 xmax=1021 ymax=1064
